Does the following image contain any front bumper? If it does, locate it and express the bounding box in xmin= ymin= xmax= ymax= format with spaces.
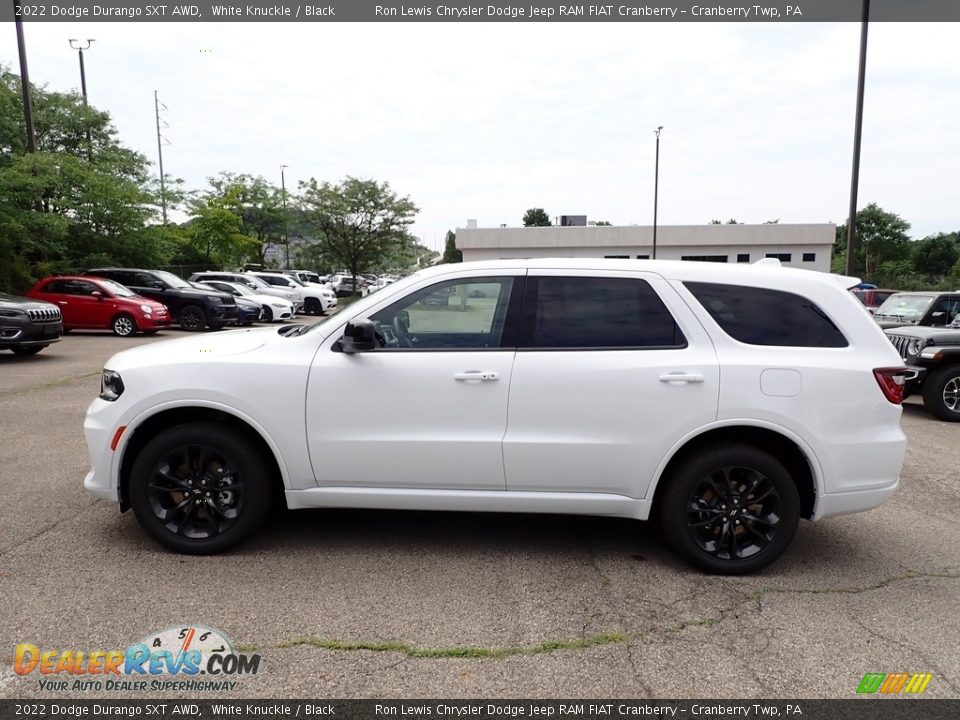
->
xmin=139 ymin=313 xmax=171 ymax=330
xmin=83 ymin=398 xmax=122 ymax=503
xmin=0 ymin=320 xmax=62 ymax=347
xmin=209 ymin=305 xmax=239 ymax=323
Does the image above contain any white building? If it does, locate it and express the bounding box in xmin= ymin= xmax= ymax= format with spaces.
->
xmin=456 ymin=223 xmax=835 ymax=273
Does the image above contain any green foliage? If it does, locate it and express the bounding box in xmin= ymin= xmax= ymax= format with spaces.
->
xmin=912 ymin=233 xmax=959 ymax=279
xmin=299 ymin=176 xmax=419 ymax=290
xmin=441 ymin=229 xmax=462 ymax=263
xmin=522 ymin=207 xmax=551 ymax=227
xmin=200 ymin=173 xmax=284 ymax=265
xmin=835 ymin=203 xmax=912 ymax=276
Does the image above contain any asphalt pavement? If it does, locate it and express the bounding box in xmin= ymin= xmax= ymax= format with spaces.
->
xmin=1 ymin=326 xmax=958 ymax=699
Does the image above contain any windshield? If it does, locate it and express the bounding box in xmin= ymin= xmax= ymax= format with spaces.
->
xmin=286 ymin=276 xmax=306 ymax=287
xmin=100 ymin=279 xmax=136 ymax=297
xmin=153 ymin=270 xmax=192 ymax=289
xmin=875 ymin=295 xmax=934 ymax=320
xmin=224 ymin=282 xmax=256 ymax=297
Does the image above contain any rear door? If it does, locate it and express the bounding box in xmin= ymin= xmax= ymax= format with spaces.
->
xmin=503 ymin=270 xmax=719 ymax=499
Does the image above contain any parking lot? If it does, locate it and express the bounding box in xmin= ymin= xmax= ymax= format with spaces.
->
xmin=1 ymin=325 xmax=958 ymax=699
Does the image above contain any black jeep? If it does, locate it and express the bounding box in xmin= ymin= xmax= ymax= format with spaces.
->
xmin=873 ymin=291 xmax=960 ymax=330
xmin=886 ymin=318 xmax=960 ymax=421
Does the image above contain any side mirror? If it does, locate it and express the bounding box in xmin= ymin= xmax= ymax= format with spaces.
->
xmin=340 ymin=319 xmax=377 ymax=354
xmin=91 ymin=291 xmax=103 ymax=301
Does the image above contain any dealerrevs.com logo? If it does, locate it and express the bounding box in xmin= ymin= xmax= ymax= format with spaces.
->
xmin=14 ymin=625 xmax=261 ymax=692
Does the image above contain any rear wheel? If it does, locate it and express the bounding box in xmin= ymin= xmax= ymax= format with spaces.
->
xmin=658 ymin=444 xmax=800 ymax=574
xmin=922 ymin=366 xmax=960 ymax=422
xmin=305 ymin=297 xmax=322 ymax=315
xmin=177 ymin=305 xmax=206 ymax=332
xmin=111 ymin=313 xmax=137 ymax=337
xmin=129 ymin=423 xmax=272 ymax=554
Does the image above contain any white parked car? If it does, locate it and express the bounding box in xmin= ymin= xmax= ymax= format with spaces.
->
xmin=197 ymin=280 xmax=296 ymax=322
xmin=84 ymin=259 xmax=907 ymax=573
xmin=252 ymin=272 xmax=333 ymax=315
xmin=187 ymin=271 xmax=303 ymax=314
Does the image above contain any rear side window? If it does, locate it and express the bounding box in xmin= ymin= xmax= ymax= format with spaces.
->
xmin=521 ymin=276 xmax=685 ymax=349
xmin=685 ymin=282 xmax=848 ymax=348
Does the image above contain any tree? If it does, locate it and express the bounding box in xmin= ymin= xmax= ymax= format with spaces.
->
xmin=912 ymin=233 xmax=959 ymax=279
xmin=299 ymin=176 xmax=419 ymax=293
xmin=834 ymin=203 xmax=912 ymax=276
xmin=0 ymin=65 xmax=168 ymax=289
xmin=441 ymin=230 xmax=462 ymax=263
xmin=522 ymin=208 xmax=551 ymax=227
xmin=200 ymin=173 xmax=284 ymax=265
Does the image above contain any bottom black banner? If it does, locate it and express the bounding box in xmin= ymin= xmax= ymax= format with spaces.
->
xmin=0 ymin=700 xmax=957 ymax=720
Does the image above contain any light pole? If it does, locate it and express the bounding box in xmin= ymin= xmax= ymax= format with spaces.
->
xmin=154 ymin=91 xmax=170 ymax=224
xmin=68 ymin=39 xmax=94 ymax=104
xmin=280 ymin=165 xmax=290 ymax=269
xmin=652 ymin=126 xmax=663 ymax=259
xmin=845 ymin=0 xmax=870 ymax=277
xmin=14 ymin=0 xmax=37 ymax=153
xmin=69 ymin=39 xmax=94 ymax=155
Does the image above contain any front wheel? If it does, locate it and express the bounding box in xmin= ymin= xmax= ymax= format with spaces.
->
xmin=112 ymin=313 xmax=137 ymax=337
xmin=177 ymin=305 xmax=207 ymax=332
xmin=922 ymin=366 xmax=960 ymax=422
xmin=129 ymin=423 xmax=272 ymax=554
xmin=658 ymin=444 xmax=800 ymax=575
xmin=305 ymin=297 xmax=322 ymax=315
xmin=11 ymin=346 xmax=45 ymax=356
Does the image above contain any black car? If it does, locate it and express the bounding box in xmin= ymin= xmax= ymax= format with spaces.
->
xmin=873 ymin=291 xmax=960 ymax=330
xmin=83 ymin=269 xmax=238 ymax=332
xmin=886 ymin=318 xmax=960 ymax=421
xmin=0 ymin=292 xmax=63 ymax=355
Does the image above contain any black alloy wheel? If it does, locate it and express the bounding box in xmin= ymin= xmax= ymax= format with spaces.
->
xmin=261 ymin=306 xmax=273 ymax=322
xmin=112 ymin=313 xmax=137 ymax=337
xmin=129 ymin=423 xmax=272 ymax=553
xmin=659 ymin=444 xmax=800 ymax=574
xmin=178 ymin=305 xmax=206 ymax=332
xmin=305 ymin=297 xmax=322 ymax=315
xmin=922 ymin=366 xmax=960 ymax=422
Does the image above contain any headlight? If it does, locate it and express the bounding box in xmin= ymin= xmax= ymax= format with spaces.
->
xmin=140 ymin=304 xmax=153 ymax=314
xmin=0 ymin=309 xmax=26 ymax=318
xmin=100 ymin=369 xmax=124 ymax=402
xmin=270 ymin=302 xmax=286 ymax=308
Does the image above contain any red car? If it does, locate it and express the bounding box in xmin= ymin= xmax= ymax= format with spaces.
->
xmin=27 ymin=275 xmax=171 ymax=336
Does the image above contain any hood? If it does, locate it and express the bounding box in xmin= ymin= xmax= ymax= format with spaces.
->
xmin=886 ymin=325 xmax=960 ymax=344
xmin=876 ymin=319 xmax=918 ymax=330
xmin=105 ymin=326 xmax=284 ymax=371
xmin=0 ymin=292 xmax=59 ymax=311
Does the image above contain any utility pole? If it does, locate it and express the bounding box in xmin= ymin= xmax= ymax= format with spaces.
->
xmin=14 ymin=0 xmax=37 ymax=153
xmin=154 ymin=91 xmax=170 ymax=224
xmin=652 ymin=126 xmax=663 ymax=259
xmin=280 ymin=164 xmax=289 ymax=269
xmin=845 ymin=0 xmax=870 ymax=277
xmin=69 ymin=39 xmax=95 ymax=155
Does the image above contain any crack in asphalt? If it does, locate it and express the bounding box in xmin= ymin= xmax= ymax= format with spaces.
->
xmin=852 ymin=617 xmax=960 ymax=695
xmin=0 ymin=370 xmax=100 ymax=400
xmin=235 ymin=570 xmax=960 ymax=661
xmin=0 ymin=497 xmax=101 ymax=555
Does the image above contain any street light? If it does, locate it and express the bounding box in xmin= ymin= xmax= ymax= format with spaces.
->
xmin=845 ymin=0 xmax=870 ymax=276
xmin=68 ymin=39 xmax=95 ymax=104
xmin=652 ymin=126 xmax=663 ymax=259
xmin=14 ymin=0 xmax=37 ymax=153
xmin=69 ymin=39 xmax=95 ymax=156
xmin=280 ymin=165 xmax=289 ymax=269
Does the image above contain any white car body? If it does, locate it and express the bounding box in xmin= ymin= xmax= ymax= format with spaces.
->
xmin=252 ymin=272 xmax=333 ymax=313
xmin=84 ymin=259 xmax=907 ymax=572
xmin=199 ymin=280 xmax=295 ymax=322
xmin=188 ymin=272 xmax=302 ymax=312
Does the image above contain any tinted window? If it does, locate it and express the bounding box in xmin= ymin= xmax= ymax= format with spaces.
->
xmin=737 ymin=253 xmax=750 ymax=263
xmin=685 ymin=282 xmax=847 ymax=348
xmin=766 ymin=253 xmax=792 ymax=262
xmin=522 ymin=277 xmax=685 ymax=349
xmin=40 ymin=280 xmax=70 ymax=293
xmin=802 ymin=253 xmax=816 ymax=262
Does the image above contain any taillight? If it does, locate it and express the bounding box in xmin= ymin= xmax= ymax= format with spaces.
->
xmin=873 ymin=367 xmax=906 ymax=404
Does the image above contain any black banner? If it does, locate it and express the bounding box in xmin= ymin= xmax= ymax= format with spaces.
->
xmin=3 ymin=0 xmax=960 ymax=23
xmin=1 ymin=700 xmax=959 ymax=720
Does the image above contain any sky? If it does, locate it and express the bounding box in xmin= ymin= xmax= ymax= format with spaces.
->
xmin=3 ymin=21 xmax=958 ymax=251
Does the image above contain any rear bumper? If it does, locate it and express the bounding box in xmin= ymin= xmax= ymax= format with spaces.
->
xmin=813 ymin=477 xmax=900 ymax=520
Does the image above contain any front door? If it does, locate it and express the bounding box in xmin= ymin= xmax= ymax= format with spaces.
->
xmin=306 ymin=272 xmax=524 ymax=490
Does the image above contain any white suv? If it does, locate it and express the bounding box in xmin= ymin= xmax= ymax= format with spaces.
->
xmin=252 ymin=272 xmax=333 ymax=315
xmin=83 ymin=260 xmax=907 ymax=573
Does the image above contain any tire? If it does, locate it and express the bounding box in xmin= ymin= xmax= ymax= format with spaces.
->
xmin=262 ymin=306 xmax=273 ymax=322
xmin=658 ymin=444 xmax=800 ymax=575
xmin=112 ymin=313 xmax=137 ymax=337
xmin=305 ymin=297 xmax=322 ymax=316
xmin=177 ymin=305 xmax=207 ymax=332
xmin=11 ymin=346 xmax=45 ymax=356
xmin=922 ymin=365 xmax=960 ymax=422
xmin=128 ymin=423 xmax=272 ymax=554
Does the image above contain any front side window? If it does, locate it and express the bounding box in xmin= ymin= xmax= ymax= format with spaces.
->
xmin=685 ymin=282 xmax=848 ymax=348
xmin=369 ymin=277 xmax=515 ymax=350
xmin=521 ymin=276 xmax=685 ymax=349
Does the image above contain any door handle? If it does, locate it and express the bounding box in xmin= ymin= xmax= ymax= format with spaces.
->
xmin=659 ymin=372 xmax=704 ymax=384
xmin=454 ymin=371 xmax=499 ymax=382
